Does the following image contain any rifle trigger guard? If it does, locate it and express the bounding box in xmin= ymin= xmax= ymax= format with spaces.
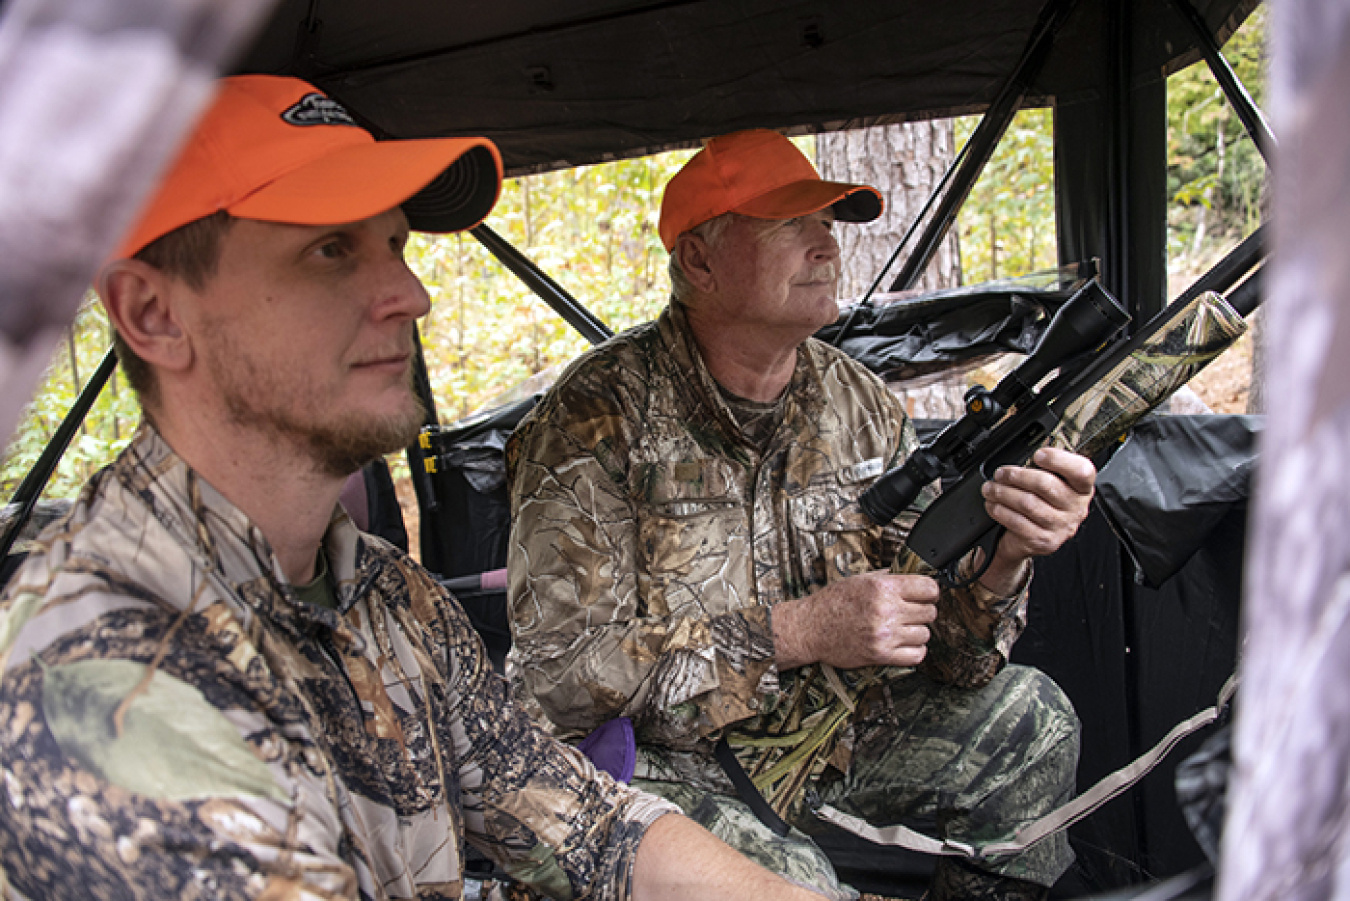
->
xmin=938 ymin=526 xmax=1005 ymax=589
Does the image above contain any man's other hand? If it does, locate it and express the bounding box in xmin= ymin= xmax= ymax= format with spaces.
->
xmin=772 ymin=571 xmax=939 ymax=670
xmin=980 ymin=446 xmax=1096 ymax=595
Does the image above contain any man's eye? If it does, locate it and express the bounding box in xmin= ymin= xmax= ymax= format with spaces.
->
xmin=316 ymin=240 xmax=347 ymax=259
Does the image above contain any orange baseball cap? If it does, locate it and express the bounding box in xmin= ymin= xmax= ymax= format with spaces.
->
xmin=657 ymin=129 xmax=883 ymax=251
xmin=114 ymin=74 xmax=504 ymax=260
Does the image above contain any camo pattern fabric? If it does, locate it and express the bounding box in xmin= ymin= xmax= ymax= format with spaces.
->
xmin=1048 ymin=291 xmax=1248 ymax=459
xmin=634 ymin=665 xmax=1080 ymax=892
xmin=506 ymin=301 xmax=1031 ymax=799
xmin=0 ymin=425 xmax=676 ymax=901
xmin=628 ymin=780 xmax=857 ymax=900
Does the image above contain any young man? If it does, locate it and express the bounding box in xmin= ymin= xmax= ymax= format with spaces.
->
xmin=507 ymin=129 xmax=1097 ymax=900
xmin=0 ymin=77 xmax=825 ymax=901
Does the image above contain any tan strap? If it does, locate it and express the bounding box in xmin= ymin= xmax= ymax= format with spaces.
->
xmin=815 ymin=673 xmax=1239 ymax=860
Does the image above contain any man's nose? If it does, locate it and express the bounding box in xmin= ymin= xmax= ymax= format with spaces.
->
xmin=811 ymin=222 xmax=841 ymax=261
xmin=375 ymin=259 xmax=432 ymax=321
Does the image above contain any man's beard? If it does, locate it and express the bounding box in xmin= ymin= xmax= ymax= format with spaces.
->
xmin=292 ymin=392 xmax=424 ymax=478
xmin=204 ymin=322 xmax=426 ymax=478
xmin=223 ymin=377 xmax=426 ymax=478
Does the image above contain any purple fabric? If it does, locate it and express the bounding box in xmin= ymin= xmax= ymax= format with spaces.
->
xmin=576 ymin=717 xmax=636 ymax=783
xmin=339 ymin=470 xmax=369 ymax=532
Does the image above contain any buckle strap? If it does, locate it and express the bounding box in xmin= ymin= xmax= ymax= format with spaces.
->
xmin=815 ymin=673 xmax=1239 ymax=860
xmin=715 ymin=736 xmax=791 ymax=837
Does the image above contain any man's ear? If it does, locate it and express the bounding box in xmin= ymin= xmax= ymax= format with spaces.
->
xmin=674 ymin=232 xmax=718 ymax=294
xmin=97 ymin=260 xmax=192 ymax=373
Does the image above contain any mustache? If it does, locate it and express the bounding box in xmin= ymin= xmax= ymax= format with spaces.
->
xmin=353 ymin=331 xmax=418 ymax=367
xmin=802 ymin=263 xmax=838 ymax=283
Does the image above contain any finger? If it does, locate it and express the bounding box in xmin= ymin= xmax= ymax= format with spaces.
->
xmin=989 ymin=464 xmax=1074 ymax=505
xmin=892 ymin=624 xmax=931 ymax=649
xmin=897 ymin=600 xmax=938 ymax=624
xmin=896 ymin=574 xmax=940 ymax=603
xmin=986 ymin=499 xmax=1049 ymax=544
xmin=983 ymin=476 xmax=1066 ymax=530
xmin=880 ymin=643 xmax=928 ymax=668
xmin=877 ymin=573 xmax=940 ymax=603
xmin=1031 ymin=447 xmax=1097 ymax=496
xmin=986 ymin=497 xmax=1075 ymax=557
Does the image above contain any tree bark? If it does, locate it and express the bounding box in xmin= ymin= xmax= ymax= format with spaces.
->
xmin=816 ymin=121 xmax=961 ymax=302
xmin=1218 ymin=2 xmax=1350 ymax=899
xmin=816 ymin=121 xmax=971 ymax=418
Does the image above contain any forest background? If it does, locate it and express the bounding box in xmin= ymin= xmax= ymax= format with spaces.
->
xmin=1 ymin=5 xmax=1267 ymax=510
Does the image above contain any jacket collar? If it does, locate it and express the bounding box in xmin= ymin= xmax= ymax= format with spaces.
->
xmin=111 ymin=423 xmax=373 ymax=645
xmin=657 ymin=301 xmax=829 ymax=453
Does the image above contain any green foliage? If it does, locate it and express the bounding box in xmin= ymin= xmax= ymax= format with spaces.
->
xmin=1167 ymin=5 xmax=1268 ymax=265
xmin=410 ymin=153 xmax=693 ymax=422
xmin=1 ymin=296 xmax=139 ymax=501
xmin=954 ymin=108 xmax=1057 ymax=284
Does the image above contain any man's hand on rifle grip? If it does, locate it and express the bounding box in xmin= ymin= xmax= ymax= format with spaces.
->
xmin=978 ymin=446 xmax=1097 ymax=596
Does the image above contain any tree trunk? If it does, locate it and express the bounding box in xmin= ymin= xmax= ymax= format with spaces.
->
xmin=0 ymin=0 xmax=275 ymax=449
xmin=816 ymin=121 xmax=972 ymax=418
xmin=816 ymin=121 xmax=962 ymax=302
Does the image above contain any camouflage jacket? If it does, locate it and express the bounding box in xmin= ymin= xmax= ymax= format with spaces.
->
xmin=0 ymin=426 xmax=675 ymax=901
xmin=507 ymin=302 xmax=1030 ymax=796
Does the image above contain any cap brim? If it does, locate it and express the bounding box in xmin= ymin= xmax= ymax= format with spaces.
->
xmin=734 ymin=180 xmax=883 ymax=223
xmin=231 ymin=137 xmax=503 ymax=233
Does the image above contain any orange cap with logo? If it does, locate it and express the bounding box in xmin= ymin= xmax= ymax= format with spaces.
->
xmin=114 ymin=74 xmax=504 ymax=260
xmin=657 ymin=128 xmax=883 ymax=251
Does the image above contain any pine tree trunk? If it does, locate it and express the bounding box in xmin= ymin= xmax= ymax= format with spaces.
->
xmin=1219 ymin=2 xmax=1350 ymax=897
xmin=816 ymin=122 xmax=972 ymax=418
xmin=816 ymin=121 xmax=961 ymax=303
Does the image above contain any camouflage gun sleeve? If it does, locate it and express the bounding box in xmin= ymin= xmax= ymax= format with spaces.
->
xmin=1045 ymin=290 xmax=1247 ymax=457
xmin=507 ymin=414 xmax=777 ymax=748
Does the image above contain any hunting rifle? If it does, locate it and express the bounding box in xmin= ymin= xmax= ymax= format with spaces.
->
xmin=859 ymin=249 xmax=1260 ymax=584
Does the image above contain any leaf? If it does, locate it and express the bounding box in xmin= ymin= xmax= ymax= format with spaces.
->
xmin=42 ymin=658 xmax=289 ymax=804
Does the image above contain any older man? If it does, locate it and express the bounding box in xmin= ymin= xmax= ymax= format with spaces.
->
xmin=507 ymin=129 xmax=1096 ymax=901
xmin=0 ymin=79 xmax=827 ymax=901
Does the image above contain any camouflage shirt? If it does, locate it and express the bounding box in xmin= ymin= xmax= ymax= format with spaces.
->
xmin=507 ymin=302 xmax=1030 ymax=796
xmin=0 ymin=425 xmax=675 ymax=901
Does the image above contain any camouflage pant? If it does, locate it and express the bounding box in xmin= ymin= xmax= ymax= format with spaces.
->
xmin=634 ymin=665 xmax=1080 ymax=899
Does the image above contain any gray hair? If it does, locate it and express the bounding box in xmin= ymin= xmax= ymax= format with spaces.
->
xmin=667 ymin=213 xmax=738 ymax=303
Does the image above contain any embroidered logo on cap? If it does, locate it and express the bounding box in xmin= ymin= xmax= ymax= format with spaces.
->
xmin=281 ymin=93 xmax=359 ymax=128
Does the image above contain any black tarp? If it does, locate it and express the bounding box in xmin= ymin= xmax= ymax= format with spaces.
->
xmin=233 ymin=0 xmax=1259 ymax=176
xmin=817 ymin=265 xmax=1095 ymax=382
xmin=1096 ymin=416 xmax=1260 ymax=589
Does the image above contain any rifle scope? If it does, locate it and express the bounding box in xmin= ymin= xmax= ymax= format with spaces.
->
xmin=859 ymin=280 xmax=1129 ymax=527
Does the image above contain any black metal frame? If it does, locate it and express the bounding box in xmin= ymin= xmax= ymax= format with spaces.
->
xmin=1 ymin=349 xmax=117 ymax=560
xmin=889 ymin=0 xmax=1081 ymax=293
